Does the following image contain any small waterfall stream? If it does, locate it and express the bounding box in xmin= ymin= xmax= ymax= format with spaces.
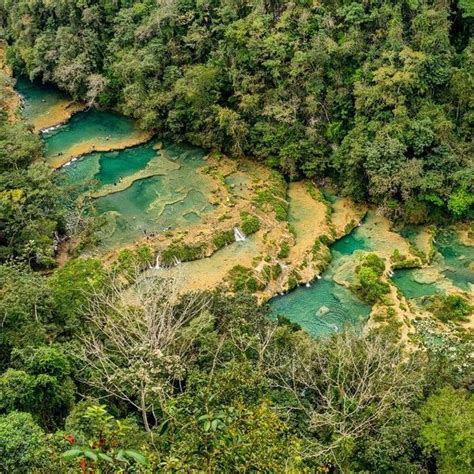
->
xmin=234 ymin=227 xmax=246 ymax=242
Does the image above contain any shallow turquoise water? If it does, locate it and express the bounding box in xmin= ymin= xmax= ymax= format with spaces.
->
xmin=435 ymin=230 xmax=474 ymax=291
xmin=59 ymin=141 xmax=158 ymax=194
xmin=15 ymin=76 xmax=69 ymax=125
xmin=331 ymin=225 xmax=370 ymax=255
xmin=60 ymin=141 xmax=215 ymax=248
xmin=98 ymin=144 xmax=157 ymax=185
xmin=391 ymin=269 xmax=439 ymax=299
xmin=270 ymin=229 xmax=372 ymax=337
xmin=399 ymin=226 xmax=420 ymax=245
xmin=43 ymin=109 xmax=140 ymax=160
xmin=392 ymin=228 xmax=473 ymax=297
xmin=15 ymin=75 xmax=215 ymax=250
xmin=17 ymin=78 xmax=471 ymax=331
xmin=270 ymin=278 xmax=371 ymax=336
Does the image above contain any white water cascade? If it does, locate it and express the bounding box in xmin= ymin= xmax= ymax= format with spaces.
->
xmin=154 ymin=253 xmax=161 ymax=269
xmin=234 ymin=227 xmax=247 ymax=242
xmin=41 ymin=124 xmax=62 ymax=134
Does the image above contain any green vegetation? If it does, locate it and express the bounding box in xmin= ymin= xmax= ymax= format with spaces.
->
xmin=0 ymin=411 xmax=50 ymax=472
xmin=262 ymin=262 xmax=282 ymax=283
xmin=253 ymin=171 xmax=288 ymax=221
xmin=319 ymin=234 xmax=334 ymax=246
xmin=0 ymin=115 xmax=63 ymax=267
xmin=227 ymin=265 xmax=263 ymax=292
xmin=353 ymin=253 xmax=390 ymax=304
xmin=0 ymin=1 xmax=472 ymax=471
xmin=427 ymin=294 xmax=473 ymax=323
xmin=277 ymin=240 xmax=290 ymax=259
xmin=2 ymin=0 xmax=472 ymax=221
xmin=161 ymin=242 xmax=205 ymax=265
xmin=212 ymin=229 xmax=234 ymax=249
xmin=420 ymin=386 xmax=474 ymax=474
xmin=240 ymin=211 xmax=260 ymax=235
xmin=287 ymin=270 xmax=301 ymax=291
xmin=390 ymin=248 xmax=421 ymax=269
xmin=0 ymin=255 xmax=473 ymax=471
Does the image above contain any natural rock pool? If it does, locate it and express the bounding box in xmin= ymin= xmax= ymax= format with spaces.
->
xmin=392 ymin=228 xmax=474 ymax=298
xmin=43 ymin=109 xmax=152 ymax=168
xmin=17 ymin=77 xmax=473 ymax=335
xmin=15 ymin=76 xmax=84 ymax=131
xmin=269 ymin=218 xmax=372 ymax=336
xmin=59 ymin=142 xmax=216 ymax=249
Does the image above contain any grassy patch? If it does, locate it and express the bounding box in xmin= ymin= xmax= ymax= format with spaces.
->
xmin=162 ymin=243 xmax=205 ymax=265
xmin=277 ymin=241 xmax=290 ymax=259
xmin=227 ymin=265 xmax=265 ymax=292
xmin=390 ymin=249 xmax=421 ymax=269
xmin=240 ymin=211 xmax=260 ymax=235
xmin=213 ymin=230 xmax=235 ymax=249
xmin=253 ymin=171 xmax=288 ymax=221
xmin=262 ymin=263 xmax=282 ymax=282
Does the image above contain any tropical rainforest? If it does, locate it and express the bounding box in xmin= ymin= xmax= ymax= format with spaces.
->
xmin=2 ymin=0 xmax=473 ymax=220
xmin=0 ymin=1 xmax=473 ymax=473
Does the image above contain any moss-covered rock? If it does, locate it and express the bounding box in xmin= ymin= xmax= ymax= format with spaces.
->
xmin=240 ymin=212 xmax=260 ymax=235
xmin=161 ymin=243 xmax=205 ymax=265
xmin=213 ymin=230 xmax=235 ymax=249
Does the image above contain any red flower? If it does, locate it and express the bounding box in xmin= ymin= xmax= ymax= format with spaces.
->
xmin=64 ymin=434 xmax=75 ymax=445
xmin=79 ymin=458 xmax=87 ymax=473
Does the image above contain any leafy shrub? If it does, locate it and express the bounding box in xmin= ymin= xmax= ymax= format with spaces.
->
xmin=420 ymin=387 xmax=474 ymax=473
xmin=162 ymin=243 xmax=204 ymax=265
xmin=0 ymin=411 xmax=51 ymax=472
xmin=262 ymin=263 xmax=282 ymax=282
xmin=286 ymin=270 xmax=300 ymax=291
xmin=228 ymin=265 xmax=264 ymax=292
xmin=427 ymin=294 xmax=473 ymax=323
xmin=353 ymin=254 xmax=390 ymax=304
xmin=240 ymin=212 xmax=260 ymax=235
xmin=390 ymin=249 xmax=420 ymax=269
xmin=319 ymin=234 xmax=333 ymax=246
xmin=213 ymin=230 xmax=234 ymax=249
xmin=277 ymin=241 xmax=290 ymax=259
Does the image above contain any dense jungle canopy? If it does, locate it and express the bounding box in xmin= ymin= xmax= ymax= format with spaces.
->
xmin=1 ymin=0 xmax=473 ymax=221
xmin=0 ymin=1 xmax=473 ymax=472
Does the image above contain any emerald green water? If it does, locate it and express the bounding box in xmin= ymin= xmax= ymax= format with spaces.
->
xmin=16 ymin=77 xmax=216 ymax=250
xmin=15 ymin=76 xmax=69 ymax=126
xmin=331 ymin=224 xmax=370 ymax=255
xmin=391 ymin=269 xmax=439 ymax=299
xmin=392 ymin=229 xmax=473 ymax=298
xmin=270 ymin=228 xmax=372 ymax=337
xmin=59 ymin=141 xmax=158 ymax=193
xmin=43 ymin=109 xmax=140 ymax=160
xmin=435 ymin=230 xmax=474 ymax=291
xmin=270 ymin=218 xmax=472 ymax=337
xmin=60 ymin=142 xmax=215 ymax=248
xmin=399 ymin=226 xmax=420 ymax=246
xmin=17 ymin=78 xmax=472 ymax=319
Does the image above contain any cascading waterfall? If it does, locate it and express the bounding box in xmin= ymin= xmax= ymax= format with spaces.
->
xmin=41 ymin=124 xmax=62 ymax=134
xmin=155 ymin=253 xmax=161 ymax=269
xmin=234 ymin=227 xmax=246 ymax=242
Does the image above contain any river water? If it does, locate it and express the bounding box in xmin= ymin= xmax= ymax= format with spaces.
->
xmin=17 ymin=77 xmax=473 ymax=334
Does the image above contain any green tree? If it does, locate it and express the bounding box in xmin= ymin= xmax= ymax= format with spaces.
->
xmin=1 ymin=345 xmax=75 ymax=429
xmin=353 ymin=254 xmax=390 ymax=304
xmin=420 ymin=386 xmax=474 ymax=473
xmin=48 ymin=258 xmax=105 ymax=334
xmin=0 ymin=411 xmax=51 ymax=472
